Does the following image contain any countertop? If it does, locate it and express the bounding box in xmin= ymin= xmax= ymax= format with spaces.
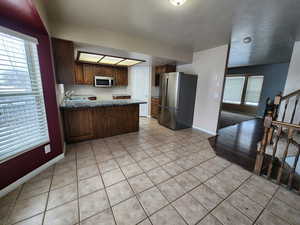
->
xmin=60 ymin=99 xmax=146 ymax=109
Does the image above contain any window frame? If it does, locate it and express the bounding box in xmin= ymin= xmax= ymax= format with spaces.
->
xmin=0 ymin=26 xmax=50 ymax=163
xmin=223 ymin=74 xmax=264 ymax=107
xmin=222 ymin=75 xmax=246 ymax=105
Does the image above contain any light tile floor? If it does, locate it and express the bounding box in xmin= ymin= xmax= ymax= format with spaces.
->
xmin=1 ymin=118 xmax=300 ymax=225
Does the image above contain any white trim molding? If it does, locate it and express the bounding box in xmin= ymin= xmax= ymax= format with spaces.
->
xmin=192 ymin=125 xmax=217 ymax=136
xmin=0 ymin=153 xmax=64 ymax=198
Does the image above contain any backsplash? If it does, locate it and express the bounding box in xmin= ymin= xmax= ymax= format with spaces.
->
xmin=64 ymin=85 xmax=131 ymax=100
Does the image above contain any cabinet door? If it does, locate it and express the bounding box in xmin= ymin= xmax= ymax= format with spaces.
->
xmin=115 ymin=67 xmax=128 ymax=86
xmin=74 ymin=63 xmax=84 ymax=84
xmin=93 ymin=107 xmax=108 ymax=138
xmin=63 ymin=109 xmax=94 ymax=143
xmin=83 ymin=64 xmax=95 ymax=85
xmin=51 ymin=38 xmax=75 ymax=84
xmin=94 ymin=65 xmax=114 ymax=77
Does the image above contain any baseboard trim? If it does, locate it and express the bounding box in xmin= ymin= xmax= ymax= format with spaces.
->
xmin=0 ymin=153 xmax=64 ymax=198
xmin=192 ymin=125 xmax=216 ymax=136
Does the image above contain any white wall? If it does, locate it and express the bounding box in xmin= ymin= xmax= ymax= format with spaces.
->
xmin=178 ymin=45 xmax=229 ymax=135
xmin=177 ymin=64 xmax=195 ymax=74
xmin=282 ymin=41 xmax=300 ymax=123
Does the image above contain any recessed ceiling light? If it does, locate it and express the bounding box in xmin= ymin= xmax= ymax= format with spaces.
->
xmin=99 ymin=56 xmax=124 ymax=65
xmin=79 ymin=53 xmax=104 ymax=63
xmin=243 ymin=36 xmax=252 ymax=44
xmin=117 ymin=59 xmax=142 ymax=66
xmin=169 ymin=0 xmax=186 ymax=6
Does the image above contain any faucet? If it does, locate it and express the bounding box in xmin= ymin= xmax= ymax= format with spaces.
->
xmin=65 ymin=90 xmax=74 ymax=100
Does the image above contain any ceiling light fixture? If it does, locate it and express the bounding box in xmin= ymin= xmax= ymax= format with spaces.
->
xmin=243 ymin=36 xmax=252 ymax=44
xmin=169 ymin=0 xmax=186 ymax=6
xmin=77 ymin=51 xmax=145 ymax=67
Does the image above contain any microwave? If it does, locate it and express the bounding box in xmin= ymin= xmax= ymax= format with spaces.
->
xmin=94 ymin=76 xmax=114 ymax=88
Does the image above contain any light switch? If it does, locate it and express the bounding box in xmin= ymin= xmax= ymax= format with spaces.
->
xmin=45 ymin=144 xmax=51 ymax=154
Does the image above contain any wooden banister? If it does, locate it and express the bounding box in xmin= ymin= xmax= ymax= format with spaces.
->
xmin=255 ymin=89 xmax=300 ymax=191
xmin=282 ymin=89 xmax=300 ymax=100
xmin=272 ymin=121 xmax=300 ymax=130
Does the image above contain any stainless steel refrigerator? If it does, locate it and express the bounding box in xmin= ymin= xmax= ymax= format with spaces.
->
xmin=158 ymin=72 xmax=198 ymax=130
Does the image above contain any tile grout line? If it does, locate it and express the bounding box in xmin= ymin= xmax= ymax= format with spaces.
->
xmin=41 ymin=165 xmax=55 ymax=225
xmin=117 ymin=140 xmax=229 ymax=225
xmin=75 ymin=143 xmax=81 ymax=225
xmin=251 ymin=185 xmax=289 ymax=225
xmin=7 ymin=119 xmax=293 ymax=225
xmin=90 ymin=141 xmax=119 ymax=225
xmin=6 ymin=181 xmax=25 ymax=225
xmin=116 ymin=140 xmax=155 ymax=225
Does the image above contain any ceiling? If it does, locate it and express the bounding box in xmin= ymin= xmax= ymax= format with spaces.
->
xmin=45 ymin=0 xmax=300 ymax=67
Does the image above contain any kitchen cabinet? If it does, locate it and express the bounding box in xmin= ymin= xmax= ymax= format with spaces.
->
xmin=94 ymin=65 xmax=114 ymax=77
xmin=52 ymin=38 xmax=75 ymax=84
xmin=115 ymin=67 xmax=128 ymax=86
xmin=151 ymin=97 xmax=160 ymax=119
xmin=51 ymin=38 xmax=128 ymax=86
xmin=62 ymin=104 xmax=139 ymax=143
xmin=82 ymin=64 xmax=95 ymax=85
xmin=74 ymin=63 xmax=84 ymax=84
xmin=75 ymin=63 xmax=128 ymax=86
xmin=154 ymin=65 xmax=176 ymax=86
xmin=63 ymin=109 xmax=94 ymax=142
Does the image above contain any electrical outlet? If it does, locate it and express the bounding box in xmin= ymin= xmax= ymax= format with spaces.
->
xmin=44 ymin=144 xmax=51 ymax=154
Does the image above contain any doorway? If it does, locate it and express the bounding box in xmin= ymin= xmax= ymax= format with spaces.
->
xmin=130 ymin=65 xmax=151 ymax=117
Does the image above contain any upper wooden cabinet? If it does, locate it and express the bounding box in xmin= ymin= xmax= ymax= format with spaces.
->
xmin=154 ymin=65 xmax=176 ymax=86
xmin=115 ymin=67 xmax=128 ymax=86
xmin=52 ymin=38 xmax=129 ymax=86
xmin=75 ymin=63 xmax=128 ymax=86
xmin=74 ymin=63 xmax=84 ymax=84
xmin=52 ymin=38 xmax=75 ymax=84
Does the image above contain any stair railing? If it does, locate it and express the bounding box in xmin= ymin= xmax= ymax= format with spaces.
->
xmin=255 ymin=89 xmax=300 ymax=191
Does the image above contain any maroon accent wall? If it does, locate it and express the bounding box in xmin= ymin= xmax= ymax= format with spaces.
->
xmin=0 ymin=1 xmax=63 ymax=190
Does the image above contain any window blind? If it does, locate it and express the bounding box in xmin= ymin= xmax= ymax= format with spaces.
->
xmin=245 ymin=76 xmax=264 ymax=106
xmin=0 ymin=28 xmax=49 ymax=161
xmin=223 ymin=76 xmax=245 ymax=104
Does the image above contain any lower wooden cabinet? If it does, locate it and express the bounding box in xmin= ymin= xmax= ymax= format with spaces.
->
xmin=151 ymin=97 xmax=160 ymax=119
xmin=63 ymin=109 xmax=94 ymax=143
xmin=62 ymin=105 xmax=139 ymax=143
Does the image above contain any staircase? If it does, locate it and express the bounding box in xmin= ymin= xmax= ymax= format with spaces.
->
xmin=254 ymin=89 xmax=300 ymax=193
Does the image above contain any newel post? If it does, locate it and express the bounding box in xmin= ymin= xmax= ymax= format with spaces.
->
xmin=254 ymin=114 xmax=273 ymax=175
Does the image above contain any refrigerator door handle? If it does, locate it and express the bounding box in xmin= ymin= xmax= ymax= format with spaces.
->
xmin=165 ymin=77 xmax=169 ymax=107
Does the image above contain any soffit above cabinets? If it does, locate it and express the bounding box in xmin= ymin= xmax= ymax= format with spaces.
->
xmin=76 ymin=51 xmax=145 ymax=67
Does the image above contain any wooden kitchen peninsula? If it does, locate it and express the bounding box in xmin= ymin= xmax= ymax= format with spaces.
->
xmin=61 ymin=100 xmax=146 ymax=143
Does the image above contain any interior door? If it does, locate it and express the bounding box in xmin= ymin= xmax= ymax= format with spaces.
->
xmin=131 ymin=65 xmax=150 ymax=117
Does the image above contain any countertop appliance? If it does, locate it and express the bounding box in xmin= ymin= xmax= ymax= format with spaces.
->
xmin=94 ymin=76 xmax=114 ymax=88
xmin=158 ymin=72 xmax=198 ymax=130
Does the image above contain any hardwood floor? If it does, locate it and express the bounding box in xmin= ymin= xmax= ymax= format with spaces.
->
xmin=218 ymin=110 xmax=255 ymax=129
xmin=210 ymin=118 xmax=264 ymax=171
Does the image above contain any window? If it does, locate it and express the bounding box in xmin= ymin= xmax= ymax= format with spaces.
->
xmin=244 ymin=76 xmax=264 ymax=106
xmin=223 ymin=76 xmax=245 ymax=104
xmin=0 ymin=26 xmax=49 ymax=161
xmin=222 ymin=74 xmax=264 ymax=107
